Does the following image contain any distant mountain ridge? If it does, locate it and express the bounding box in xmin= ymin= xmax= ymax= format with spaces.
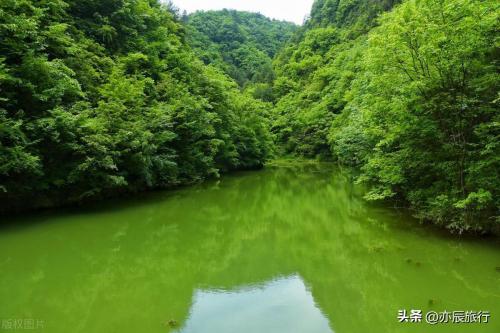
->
xmin=185 ymin=9 xmax=297 ymax=87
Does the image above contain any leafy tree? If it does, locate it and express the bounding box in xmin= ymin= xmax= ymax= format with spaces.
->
xmin=0 ymin=0 xmax=272 ymax=212
xmin=347 ymin=0 xmax=499 ymax=233
xmin=272 ymin=0 xmax=499 ymax=233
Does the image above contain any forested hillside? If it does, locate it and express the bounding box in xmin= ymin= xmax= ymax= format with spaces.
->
xmin=0 ymin=0 xmax=498 ymax=235
xmin=0 ymin=0 xmax=272 ymax=212
xmin=272 ymin=0 xmax=402 ymax=157
xmin=186 ymin=10 xmax=297 ymax=91
xmin=271 ymin=0 xmax=499 ymax=233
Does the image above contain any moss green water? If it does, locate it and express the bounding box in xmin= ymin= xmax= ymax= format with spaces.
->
xmin=0 ymin=162 xmax=499 ymax=333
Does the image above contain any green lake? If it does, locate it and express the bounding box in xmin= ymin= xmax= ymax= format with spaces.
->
xmin=0 ymin=162 xmax=499 ymax=333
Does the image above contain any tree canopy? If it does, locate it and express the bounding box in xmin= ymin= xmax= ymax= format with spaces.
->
xmin=0 ymin=0 xmax=272 ymax=212
xmin=270 ymin=0 xmax=499 ymax=233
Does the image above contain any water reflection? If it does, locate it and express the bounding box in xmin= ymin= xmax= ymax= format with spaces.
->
xmin=0 ymin=162 xmax=499 ymax=333
xmin=178 ymin=275 xmax=333 ymax=333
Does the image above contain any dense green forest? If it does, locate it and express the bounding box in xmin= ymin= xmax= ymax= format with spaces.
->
xmin=0 ymin=0 xmax=272 ymax=212
xmin=271 ymin=0 xmax=499 ymax=234
xmin=185 ymin=10 xmax=297 ymax=90
xmin=0 ymin=0 xmax=498 ymax=235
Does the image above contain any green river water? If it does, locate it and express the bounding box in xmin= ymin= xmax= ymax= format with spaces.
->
xmin=0 ymin=162 xmax=499 ymax=333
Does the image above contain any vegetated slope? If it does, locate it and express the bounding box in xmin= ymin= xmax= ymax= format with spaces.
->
xmin=0 ymin=0 xmax=273 ymax=212
xmin=271 ymin=0 xmax=499 ymax=234
xmin=186 ymin=10 xmax=297 ymax=91
xmin=272 ymin=0 xmax=402 ymax=158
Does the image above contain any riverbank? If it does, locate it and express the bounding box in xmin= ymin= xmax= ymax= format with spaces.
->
xmin=2 ymin=159 xmax=498 ymax=238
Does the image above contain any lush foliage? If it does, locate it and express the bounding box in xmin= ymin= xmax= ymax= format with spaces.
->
xmin=0 ymin=0 xmax=272 ymax=212
xmin=271 ymin=0 xmax=499 ymax=233
xmin=271 ymin=0 xmax=402 ymax=157
xmin=1 ymin=0 xmax=498 ymax=234
xmin=186 ymin=10 xmax=297 ymax=90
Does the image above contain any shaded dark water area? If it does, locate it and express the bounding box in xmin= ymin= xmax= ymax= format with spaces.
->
xmin=0 ymin=162 xmax=499 ymax=333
